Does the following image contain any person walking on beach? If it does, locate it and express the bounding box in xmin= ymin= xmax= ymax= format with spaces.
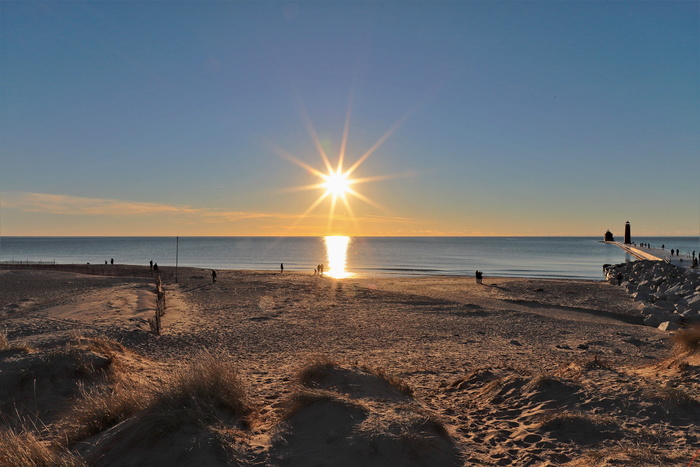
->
xmin=280 ymin=263 xmax=284 ymax=274
xmin=475 ymin=270 xmax=483 ymax=284
xmin=211 ymin=269 xmax=217 ymax=283
xmin=150 ymin=260 xmax=153 ymax=271
xmin=110 ymin=258 xmax=114 ymax=265
xmin=617 ymin=272 xmax=623 ymax=286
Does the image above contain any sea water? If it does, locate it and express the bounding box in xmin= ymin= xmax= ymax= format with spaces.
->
xmin=1 ymin=236 xmax=698 ymax=280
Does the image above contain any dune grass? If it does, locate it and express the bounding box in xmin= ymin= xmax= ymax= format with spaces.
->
xmin=358 ymin=364 xmax=414 ymax=397
xmin=0 ymin=328 xmax=33 ymax=353
xmin=61 ymin=349 xmax=254 ymax=446
xmin=572 ymin=442 xmax=685 ymax=466
xmin=0 ymin=427 xmax=84 ymax=467
xmin=151 ymin=350 xmax=254 ymax=426
xmin=297 ymin=356 xmax=414 ymax=397
xmin=62 ymin=380 xmax=152 ymax=446
xmin=673 ymin=324 xmax=700 ymax=354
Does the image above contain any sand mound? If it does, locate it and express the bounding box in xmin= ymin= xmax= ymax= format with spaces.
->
xmin=271 ymin=361 xmax=461 ymax=466
xmin=539 ymin=411 xmax=622 ymax=444
xmin=444 ymin=361 xmax=694 ymax=465
xmin=0 ymin=336 xmax=127 ymax=425
xmin=298 ymin=358 xmax=414 ymax=401
xmin=75 ymin=350 xmax=257 ymax=465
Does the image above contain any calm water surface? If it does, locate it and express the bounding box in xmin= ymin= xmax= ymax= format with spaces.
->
xmin=1 ymin=236 xmax=698 ymax=280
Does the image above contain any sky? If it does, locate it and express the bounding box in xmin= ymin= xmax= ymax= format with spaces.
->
xmin=1 ymin=0 xmax=698 ymax=237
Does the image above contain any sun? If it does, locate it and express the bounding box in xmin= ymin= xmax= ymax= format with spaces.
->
xmin=322 ymin=170 xmax=352 ymax=197
xmin=274 ymin=97 xmax=411 ymax=233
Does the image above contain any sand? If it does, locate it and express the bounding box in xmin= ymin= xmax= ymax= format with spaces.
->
xmin=1 ymin=265 xmax=698 ymax=466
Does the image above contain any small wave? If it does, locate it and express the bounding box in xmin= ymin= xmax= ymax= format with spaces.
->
xmin=359 ymin=267 xmax=443 ymax=273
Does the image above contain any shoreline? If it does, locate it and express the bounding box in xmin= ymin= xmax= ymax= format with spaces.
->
xmin=0 ymin=262 xmax=611 ymax=282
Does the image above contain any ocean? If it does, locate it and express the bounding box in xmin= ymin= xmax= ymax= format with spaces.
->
xmin=1 ymin=236 xmax=698 ymax=280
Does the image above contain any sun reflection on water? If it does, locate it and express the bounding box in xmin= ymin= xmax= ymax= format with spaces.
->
xmin=324 ymin=236 xmax=353 ymax=278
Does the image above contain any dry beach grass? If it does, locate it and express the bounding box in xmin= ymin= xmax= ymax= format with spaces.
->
xmin=0 ymin=265 xmax=698 ymax=465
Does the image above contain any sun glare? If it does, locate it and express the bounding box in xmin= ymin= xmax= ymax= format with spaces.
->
xmin=325 ymin=235 xmax=352 ymax=278
xmin=322 ymin=170 xmax=352 ymax=197
xmin=276 ymin=96 xmax=411 ymax=234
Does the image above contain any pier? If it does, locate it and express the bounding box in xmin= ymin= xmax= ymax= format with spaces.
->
xmin=605 ymin=241 xmax=698 ymax=272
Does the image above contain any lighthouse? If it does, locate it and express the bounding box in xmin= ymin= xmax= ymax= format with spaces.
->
xmin=624 ymin=221 xmax=631 ymax=244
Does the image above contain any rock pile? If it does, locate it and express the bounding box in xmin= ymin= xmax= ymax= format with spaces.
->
xmin=604 ymin=260 xmax=700 ymax=328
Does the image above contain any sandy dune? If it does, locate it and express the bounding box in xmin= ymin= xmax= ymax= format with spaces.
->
xmin=0 ymin=266 xmax=698 ymax=465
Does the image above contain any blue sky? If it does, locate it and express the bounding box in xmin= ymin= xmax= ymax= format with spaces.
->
xmin=1 ymin=1 xmax=698 ymax=236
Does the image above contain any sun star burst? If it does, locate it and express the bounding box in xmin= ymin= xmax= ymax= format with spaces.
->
xmin=275 ymin=97 xmax=412 ymax=234
xmin=322 ymin=170 xmax=352 ymax=197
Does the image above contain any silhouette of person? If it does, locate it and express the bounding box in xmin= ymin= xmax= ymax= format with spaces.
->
xmin=280 ymin=263 xmax=284 ymax=274
xmin=617 ymin=272 xmax=623 ymax=286
xmin=153 ymin=263 xmax=158 ymax=272
xmin=110 ymin=258 xmax=114 ymax=265
xmin=212 ymin=269 xmax=217 ymax=283
xmin=150 ymin=260 xmax=153 ymax=271
xmin=105 ymin=260 xmax=108 ymax=265
xmin=320 ymin=263 xmax=324 ymax=276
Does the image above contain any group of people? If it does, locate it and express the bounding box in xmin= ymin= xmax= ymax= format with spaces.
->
xmin=314 ymin=263 xmax=325 ymax=276
xmin=149 ymin=260 xmax=159 ymax=272
xmin=104 ymin=258 xmax=114 ymax=265
xmin=474 ymin=270 xmax=483 ymax=284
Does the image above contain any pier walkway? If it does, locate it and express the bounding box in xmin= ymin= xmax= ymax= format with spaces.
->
xmin=606 ymin=241 xmax=698 ymax=272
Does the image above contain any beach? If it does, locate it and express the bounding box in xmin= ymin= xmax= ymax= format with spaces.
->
xmin=1 ymin=266 xmax=698 ymax=465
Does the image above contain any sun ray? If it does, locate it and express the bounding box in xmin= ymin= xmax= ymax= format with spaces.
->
xmin=337 ymin=94 xmax=353 ymax=173
xmin=339 ymin=193 xmax=362 ymax=234
xmin=345 ymin=187 xmax=385 ymax=211
xmin=347 ymin=171 xmax=415 ymax=185
xmin=345 ymin=111 xmax=410 ymax=177
xmin=272 ymin=146 xmax=328 ymax=179
xmin=279 ymin=94 xmax=416 ymax=235
xmin=278 ymin=183 xmax=328 ymax=194
xmin=298 ymin=105 xmax=334 ymax=173
xmin=291 ymin=191 xmax=331 ymax=226
xmin=327 ymin=193 xmax=339 ymax=230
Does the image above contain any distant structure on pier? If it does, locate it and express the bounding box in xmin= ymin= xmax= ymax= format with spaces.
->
xmin=604 ymin=230 xmax=615 ymax=242
xmin=624 ymin=221 xmax=631 ymax=244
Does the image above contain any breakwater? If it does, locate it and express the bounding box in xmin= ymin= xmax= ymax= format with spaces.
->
xmin=605 ymin=260 xmax=700 ymax=328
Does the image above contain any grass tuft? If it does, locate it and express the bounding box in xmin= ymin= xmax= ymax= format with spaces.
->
xmin=151 ymin=350 xmax=254 ymax=428
xmin=0 ymin=328 xmax=33 ymax=353
xmin=296 ymin=355 xmax=337 ymax=387
xmin=62 ymin=381 xmax=151 ymax=446
xmin=0 ymin=427 xmax=84 ymax=467
xmin=643 ymin=384 xmax=699 ymax=408
xmin=672 ymin=325 xmax=700 ymax=354
xmin=61 ymin=350 xmax=254 ymax=446
xmin=359 ymin=365 xmax=414 ymax=397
